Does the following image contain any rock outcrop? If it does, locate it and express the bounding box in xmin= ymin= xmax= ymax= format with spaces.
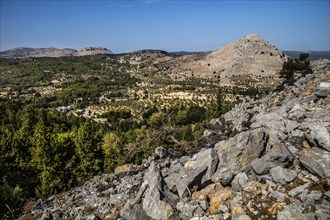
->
xmin=20 ymin=59 xmax=330 ymax=220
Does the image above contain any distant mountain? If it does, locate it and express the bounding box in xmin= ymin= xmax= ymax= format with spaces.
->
xmin=0 ymin=46 xmax=112 ymax=58
xmin=284 ymin=51 xmax=330 ymax=60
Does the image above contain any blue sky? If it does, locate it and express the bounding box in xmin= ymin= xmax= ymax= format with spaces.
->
xmin=1 ymin=0 xmax=329 ymax=52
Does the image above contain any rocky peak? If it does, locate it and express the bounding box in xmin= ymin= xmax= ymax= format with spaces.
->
xmin=20 ymin=59 xmax=330 ymax=220
xmin=244 ymin=33 xmax=262 ymax=40
xmin=169 ymin=34 xmax=287 ymax=89
xmin=78 ymin=46 xmax=112 ymax=54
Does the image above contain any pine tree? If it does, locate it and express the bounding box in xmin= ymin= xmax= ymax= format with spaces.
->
xmin=74 ymin=122 xmax=102 ymax=180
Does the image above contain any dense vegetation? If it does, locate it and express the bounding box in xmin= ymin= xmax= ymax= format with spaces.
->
xmin=0 ymin=54 xmax=244 ymax=218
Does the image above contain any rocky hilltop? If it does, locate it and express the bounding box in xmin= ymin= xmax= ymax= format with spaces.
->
xmin=77 ymin=47 xmax=113 ymax=56
xmin=167 ymin=34 xmax=287 ymax=88
xmin=19 ymin=59 xmax=330 ymax=220
xmin=0 ymin=46 xmax=112 ymax=58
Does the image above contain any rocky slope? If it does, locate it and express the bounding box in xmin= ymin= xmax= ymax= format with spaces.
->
xmin=0 ymin=46 xmax=112 ymax=58
xmin=167 ymin=34 xmax=287 ymax=88
xmin=19 ymin=59 xmax=330 ymax=220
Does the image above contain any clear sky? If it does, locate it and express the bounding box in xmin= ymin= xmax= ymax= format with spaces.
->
xmin=1 ymin=0 xmax=329 ymax=53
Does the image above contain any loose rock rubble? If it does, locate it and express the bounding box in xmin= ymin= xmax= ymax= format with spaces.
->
xmin=20 ymin=59 xmax=330 ymax=220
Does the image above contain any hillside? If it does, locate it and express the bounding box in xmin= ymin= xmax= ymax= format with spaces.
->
xmin=19 ymin=59 xmax=330 ymax=220
xmin=0 ymin=46 xmax=112 ymax=58
xmin=165 ymin=34 xmax=287 ymax=89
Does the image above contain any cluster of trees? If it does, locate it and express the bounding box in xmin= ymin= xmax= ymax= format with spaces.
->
xmin=279 ymin=52 xmax=312 ymax=87
xmin=0 ymin=54 xmax=245 ymax=218
xmin=0 ymin=90 xmax=236 ymax=218
xmin=0 ymin=55 xmax=135 ymax=92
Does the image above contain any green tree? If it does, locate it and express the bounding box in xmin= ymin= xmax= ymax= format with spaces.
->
xmin=0 ymin=177 xmax=23 ymax=219
xmin=29 ymin=119 xmax=50 ymax=170
xmin=102 ymin=132 xmax=124 ymax=172
xmin=74 ymin=122 xmax=103 ymax=180
xmin=279 ymin=53 xmax=312 ymax=87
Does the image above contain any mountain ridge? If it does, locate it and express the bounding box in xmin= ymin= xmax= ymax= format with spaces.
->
xmin=0 ymin=46 xmax=112 ymax=58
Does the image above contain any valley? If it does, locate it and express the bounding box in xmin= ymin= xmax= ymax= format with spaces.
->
xmin=1 ymin=35 xmax=328 ymax=220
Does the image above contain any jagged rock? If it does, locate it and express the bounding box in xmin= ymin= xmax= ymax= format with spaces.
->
xmin=212 ymin=128 xmax=267 ymax=185
xmin=155 ymin=146 xmax=169 ymax=159
xmin=315 ymin=199 xmax=330 ymax=220
xmin=269 ymin=166 xmax=297 ymax=185
xmin=142 ymin=162 xmax=176 ymax=220
xmin=299 ymin=190 xmax=322 ymax=206
xmin=269 ymin=189 xmax=289 ymax=202
xmin=315 ymin=82 xmax=330 ymax=97
xmin=231 ymin=172 xmax=249 ymax=192
xmin=176 ymin=201 xmax=204 ymax=220
xmin=287 ymin=129 xmax=305 ymax=148
xmin=165 ymin=148 xmax=218 ymax=198
xmin=251 ymin=142 xmax=293 ymax=175
xmin=288 ymin=183 xmax=310 ymax=197
xmin=307 ymin=123 xmax=330 ymax=151
xmin=120 ymin=203 xmax=151 ymax=220
xmin=277 ymin=205 xmax=316 ymax=220
xmin=184 ymin=148 xmax=219 ymax=187
xmin=199 ymin=200 xmax=209 ymax=211
xmin=288 ymin=103 xmax=306 ymax=122
xmin=298 ymin=148 xmax=330 ymax=184
xmin=252 ymin=112 xmax=286 ymax=134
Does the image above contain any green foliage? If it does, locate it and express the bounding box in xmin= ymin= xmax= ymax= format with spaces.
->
xmin=148 ymin=111 xmax=165 ymax=127
xmin=74 ymin=122 xmax=103 ymax=180
xmin=0 ymin=177 xmax=23 ymax=219
xmin=279 ymin=53 xmax=312 ymax=86
xmin=102 ymin=132 xmax=124 ymax=172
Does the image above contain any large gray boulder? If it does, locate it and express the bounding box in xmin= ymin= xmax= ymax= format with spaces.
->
xmin=165 ymin=164 xmax=208 ymax=198
xmin=164 ymin=148 xmax=218 ymax=198
xmin=231 ymin=172 xmax=249 ymax=192
xmin=307 ymin=123 xmax=330 ymax=152
xmin=269 ymin=166 xmax=297 ymax=185
xmin=315 ymin=82 xmax=330 ymax=97
xmin=176 ymin=201 xmax=204 ymax=220
xmin=121 ymin=203 xmax=151 ymax=220
xmin=298 ymin=147 xmax=330 ymax=184
xmin=142 ymin=162 xmax=176 ymax=220
xmin=212 ymin=128 xmax=267 ymax=185
xmin=184 ymin=148 xmax=219 ymax=187
xmin=251 ymin=142 xmax=293 ymax=175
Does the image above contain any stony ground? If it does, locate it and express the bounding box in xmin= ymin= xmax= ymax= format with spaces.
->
xmin=20 ymin=59 xmax=330 ymax=220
